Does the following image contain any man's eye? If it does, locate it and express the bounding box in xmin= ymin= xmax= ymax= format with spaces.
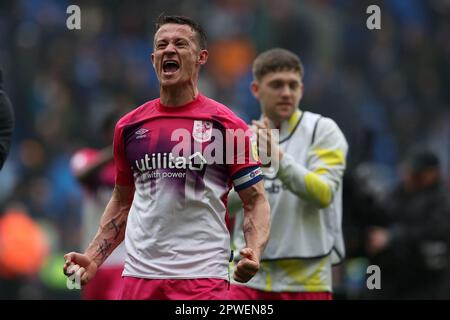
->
xmin=176 ymin=42 xmax=187 ymax=47
xmin=290 ymin=83 xmax=299 ymax=90
xmin=156 ymin=43 xmax=166 ymax=49
xmin=270 ymin=82 xmax=282 ymax=89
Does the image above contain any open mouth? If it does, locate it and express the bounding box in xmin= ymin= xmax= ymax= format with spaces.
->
xmin=162 ymin=60 xmax=180 ymax=74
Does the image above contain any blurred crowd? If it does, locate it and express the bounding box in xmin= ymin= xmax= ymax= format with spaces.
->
xmin=0 ymin=0 xmax=449 ymax=299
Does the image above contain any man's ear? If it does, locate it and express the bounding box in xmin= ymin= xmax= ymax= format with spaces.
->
xmin=151 ymin=53 xmax=155 ymax=67
xmin=198 ymin=49 xmax=208 ymax=65
xmin=250 ymin=81 xmax=259 ymax=99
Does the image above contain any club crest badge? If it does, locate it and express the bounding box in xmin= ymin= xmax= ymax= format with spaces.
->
xmin=250 ymin=132 xmax=259 ymax=161
xmin=193 ymin=120 xmax=213 ymax=143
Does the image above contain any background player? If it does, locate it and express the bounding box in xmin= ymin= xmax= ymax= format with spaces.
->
xmin=69 ymin=112 xmax=126 ymax=299
xmin=229 ymin=48 xmax=348 ymax=300
xmin=0 ymin=69 xmax=14 ymax=171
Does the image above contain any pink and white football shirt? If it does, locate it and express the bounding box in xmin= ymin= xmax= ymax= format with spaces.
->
xmin=113 ymin=93 xmax=262 ymax=280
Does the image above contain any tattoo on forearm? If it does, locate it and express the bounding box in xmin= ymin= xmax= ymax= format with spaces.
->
xmin=87 ymin=193 xmax=131 ymax=265
xmin=109 ymin=218 xmax=124 ymax=240
xmin=96 ymin=239 xmax=112 ymax=258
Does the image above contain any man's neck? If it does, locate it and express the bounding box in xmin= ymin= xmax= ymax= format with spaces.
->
xmin=160 ymin=85 xmax=199 ymax=107
xmin=269 ymin=117 xmax=285 ymax=129
xmin=266 ymin=110 xmax=302 ymax=131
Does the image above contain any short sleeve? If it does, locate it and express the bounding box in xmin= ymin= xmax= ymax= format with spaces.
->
xmin=223 ymin=115 xmax=262 ymax=191
xmin=113 ymin=122 xmax=133 ymax=186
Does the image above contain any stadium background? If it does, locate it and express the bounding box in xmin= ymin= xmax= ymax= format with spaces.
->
xmin=0 ymin=0 xmax=449 ymax=299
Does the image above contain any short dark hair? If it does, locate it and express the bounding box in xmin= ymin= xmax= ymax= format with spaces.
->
xmin=155 ymin=14 xmax=207 ymax=50
xmin=405 ymin=149 xmax=440 ymax=174
xmin=252 ymin=48 xmax=304 ymax=82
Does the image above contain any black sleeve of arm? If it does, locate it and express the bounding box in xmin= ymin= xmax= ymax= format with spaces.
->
xmin=389 ymin=197 xmax=450 ymax=249
xmin=0 ymin=70 xmax=15 ymax=170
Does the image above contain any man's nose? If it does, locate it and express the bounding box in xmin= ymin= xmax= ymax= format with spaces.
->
xmin=280 ymin=85 xmax=291 ymax=97
xmin=163 ymin=42 xmax=177 ymax=53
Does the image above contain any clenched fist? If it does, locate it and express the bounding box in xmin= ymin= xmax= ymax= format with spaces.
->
xmin=233 ymin=248 xmax=260 ymax=283
xmin=63 ymin=252 xmax=98 ymax=286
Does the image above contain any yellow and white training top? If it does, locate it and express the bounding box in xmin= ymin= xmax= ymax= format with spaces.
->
xmin=231 ymin=109 xmax=348 ymax=292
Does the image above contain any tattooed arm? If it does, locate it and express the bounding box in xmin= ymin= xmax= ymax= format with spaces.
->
xmin=63 ymin=185 xmax=134 ymax=285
